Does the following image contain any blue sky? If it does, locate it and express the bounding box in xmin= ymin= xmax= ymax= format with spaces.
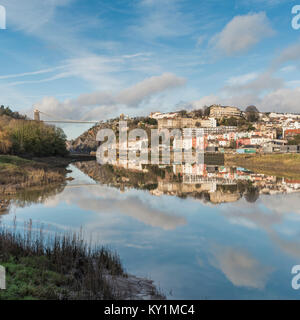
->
xmin=0 ymin=0 xmax=300 ymax=138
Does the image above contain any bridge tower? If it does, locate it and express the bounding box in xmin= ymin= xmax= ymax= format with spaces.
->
xmin=34 ymin=109 xmax=40 ymax=121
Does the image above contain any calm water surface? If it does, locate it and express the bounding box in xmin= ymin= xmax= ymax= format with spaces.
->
xmin=1 ymin=162 xmax=300 ymax=299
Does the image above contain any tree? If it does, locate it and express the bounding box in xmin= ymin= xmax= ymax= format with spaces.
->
xmin=246 ymin=111 xmax=259 ymax=122
xmin=143 ymin=117 xmax=157 ymax=126
xmin=193 ymin=109 xmax=203 ymax=118
xmin=178 ymin=110 xmax=187 ymax=117
xmin=203 ymin=106 xmax=211 ymax=117
xmin=247 ymin=124 xmax=255 ymax=131
xmin=288 ymin=134 xmax=300 ymax=145
xmin=244 ymin=186 xmax=259 ymax=203
xmin=276 ymin=127 xmax=283 ymax=139
xmin=220 ymin=117 xmax=237 ymax=126
xmin=245 ymin=105 xmax=259 ymax=113
xmin=0 ymin=105 xmax=26 ymax=119
xmin=0 ymin=131 xmax=12 ymax=154
xmin=8 ymin=120 xmax=68 ymax=156
xmin=229 ymin=140 xmax=236 ymax=149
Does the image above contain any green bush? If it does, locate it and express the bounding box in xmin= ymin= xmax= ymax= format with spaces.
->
xmin=288 ymin=134 xmax=300 ymax=145
xmin=0 ymin=106 xmax=68 ymax=157
xmin=0 ymin=105 xmax=26 ymax=120
xmin=8 ymin=120 xmax=68 ymax=156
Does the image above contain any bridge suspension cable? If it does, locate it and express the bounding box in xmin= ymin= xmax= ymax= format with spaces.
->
xmin=33 ymin=109 xmax=99 ymax=124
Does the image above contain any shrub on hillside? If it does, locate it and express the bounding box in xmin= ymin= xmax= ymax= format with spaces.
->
xmin=8 ymin=120 xmax=68 ymax=156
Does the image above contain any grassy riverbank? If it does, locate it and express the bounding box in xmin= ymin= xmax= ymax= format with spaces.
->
xmin=0 ymin=222 xmax=164 ymax=300
xmin=225 ymin=153 xmax=300 ymax=179
xmin=0 ymin=155 xmax=68 ymax=195
xmin=0 ymin=222 xmax=124 ymax=300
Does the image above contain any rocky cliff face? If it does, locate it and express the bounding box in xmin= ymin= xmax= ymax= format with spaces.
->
xmin=67 ymin=124 xmax=103 ymax=153
xmin=67 ymin=117 xmax=156 ymax=154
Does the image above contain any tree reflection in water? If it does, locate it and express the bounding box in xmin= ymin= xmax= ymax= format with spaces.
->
xmin=73 ymin=160 xmax=299 ymax=205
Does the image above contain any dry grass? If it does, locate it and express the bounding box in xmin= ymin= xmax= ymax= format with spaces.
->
xmin=0 ymin=155 xmax=66 ymax=195
xmin=225 ymin=153 xmax=300 ymax=179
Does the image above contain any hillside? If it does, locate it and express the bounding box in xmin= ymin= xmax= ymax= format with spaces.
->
xmin=68 ymin=117 xmax=156 ymax=153
xmin=0 ymin=105 xmax=26 ymax=120
xmin=0 ymin=106 xmax=67 ymax=157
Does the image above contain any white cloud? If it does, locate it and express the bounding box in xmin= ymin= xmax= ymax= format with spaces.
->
xmin=280 ymin=65 xmax=297 ymax=73
xmin=226 ymin=72 xmax=259 ymax=86
xmin=191 ymin=93 xmax=262 ymax=110
xmin=190 ymin=86 xmax=300 ymax=113
xmin=131 ymin=0 xmax=192 ymax=39
xmin=272 ymin=43 xmax=300 ymax=70
xmin=191 ymin=95 xmax=220 ymax=108
xmin=220 ymin=193 xmax=300 ymax=260
xmin=117 ymin=73 xmax=186 ymax=107
xmin=33 ymin=73 xmax=186 ymax=120
xmin=260 ymin=87 xmax=300 ymax=113
xmin=0 ymin=0 xmax=72 ymax=32
xmin=225 ymin=71 xmax=284 ymax=95
xmin=211 ymin=245 xmax=272 ymax=289
xmin=212 ymin=12 xmax=274 ymax=55
xmin=44 ymin=184 xmax=187 ymax=230
xmin=3 ymin=55 xmax=155 ymax=90
xmin=0 ymin=66 xmax=67 ymax=80
xmin=287 ymin=80 xmax=300 ymax=88
xmin=63 ymin=56 xmax=122 ymax=90
xmin=0 ymin=0 xmax=109 ymax=59
xmin=191 ymin=39 xmax=300 ymax=112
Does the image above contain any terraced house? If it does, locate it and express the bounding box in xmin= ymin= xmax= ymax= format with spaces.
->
xmin=209 ymin=106 xmax=242 ymax=119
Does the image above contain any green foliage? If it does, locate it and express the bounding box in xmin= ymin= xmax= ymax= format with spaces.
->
xmin=178 ymin=110 xmax=188 ymax=117
xmin=219 ymin=116 xmax=258 ymax=130
xmin=288 ymin=134 xmax=300 ymax=145
xmin=143 ymin=117 xmax=157 ymax=126
xmin=192 ymin=109 xmax=203 ymax=117
xmin=247 ymin=124 xmax=255 ymax=131
xmin=275 ymin=127 xmax=283 ymax=139
xmin=0 ymin=222 xmax=126 ymax=300
xmin=229 ymin=140 xmax=236 ymax=149
xmin=0 ymin=155 xmax=32 ymax=166
xmin=0 ymin=105 xmax=26 ymax=120
xmin=246 ymin=111 xmax=259 ymax=122
xmin=219 ymin=117 xmax=238 ymax=126
xmin=8 ymin=120 xmax=68 ymax=156
xmin=245 ymin=105 xmax=259 ymax=113
xmin=204 ymin=106 xmax=211 ymax=117
xmin=0 ymin=107 xmax=68 ymax=157
xmin=0 ymin=256 xmax=68 ymax=300
xmin=0 ymin=155 xmax=33 ymax=174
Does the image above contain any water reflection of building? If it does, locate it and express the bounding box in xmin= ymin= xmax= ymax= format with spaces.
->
xmin=79 ymin=160 xmax=300 ymax=205
xmin=115 ymin=159 xmax=147 ymax=172
xmin=164 ymin=163 xmax=300 ymax=203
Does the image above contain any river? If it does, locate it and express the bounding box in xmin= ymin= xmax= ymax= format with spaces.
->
xmin=1 ymin=161 xmax=300 ymax=299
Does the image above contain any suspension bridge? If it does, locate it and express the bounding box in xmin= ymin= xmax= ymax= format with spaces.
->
xmin=33 ymin=109 xmax=100 ymax=125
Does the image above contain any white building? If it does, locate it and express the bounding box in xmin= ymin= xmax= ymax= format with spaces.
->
xmin=149 ymin=112 xmax=179 ymax=120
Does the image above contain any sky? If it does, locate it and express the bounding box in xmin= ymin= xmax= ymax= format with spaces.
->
xmin=0 ymin=0 xmax=300 ymax=138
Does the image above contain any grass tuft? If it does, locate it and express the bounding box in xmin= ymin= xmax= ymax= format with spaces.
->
xmin=0 ymin=220 xmax=125 ymax=300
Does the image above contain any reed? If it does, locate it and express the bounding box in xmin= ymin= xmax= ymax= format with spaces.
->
xmin=0 ymin=219 xmax=125 ymax=300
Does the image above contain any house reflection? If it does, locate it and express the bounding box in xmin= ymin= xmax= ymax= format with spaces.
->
xmin=75 ymin=159 xmax=300 ymax=205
